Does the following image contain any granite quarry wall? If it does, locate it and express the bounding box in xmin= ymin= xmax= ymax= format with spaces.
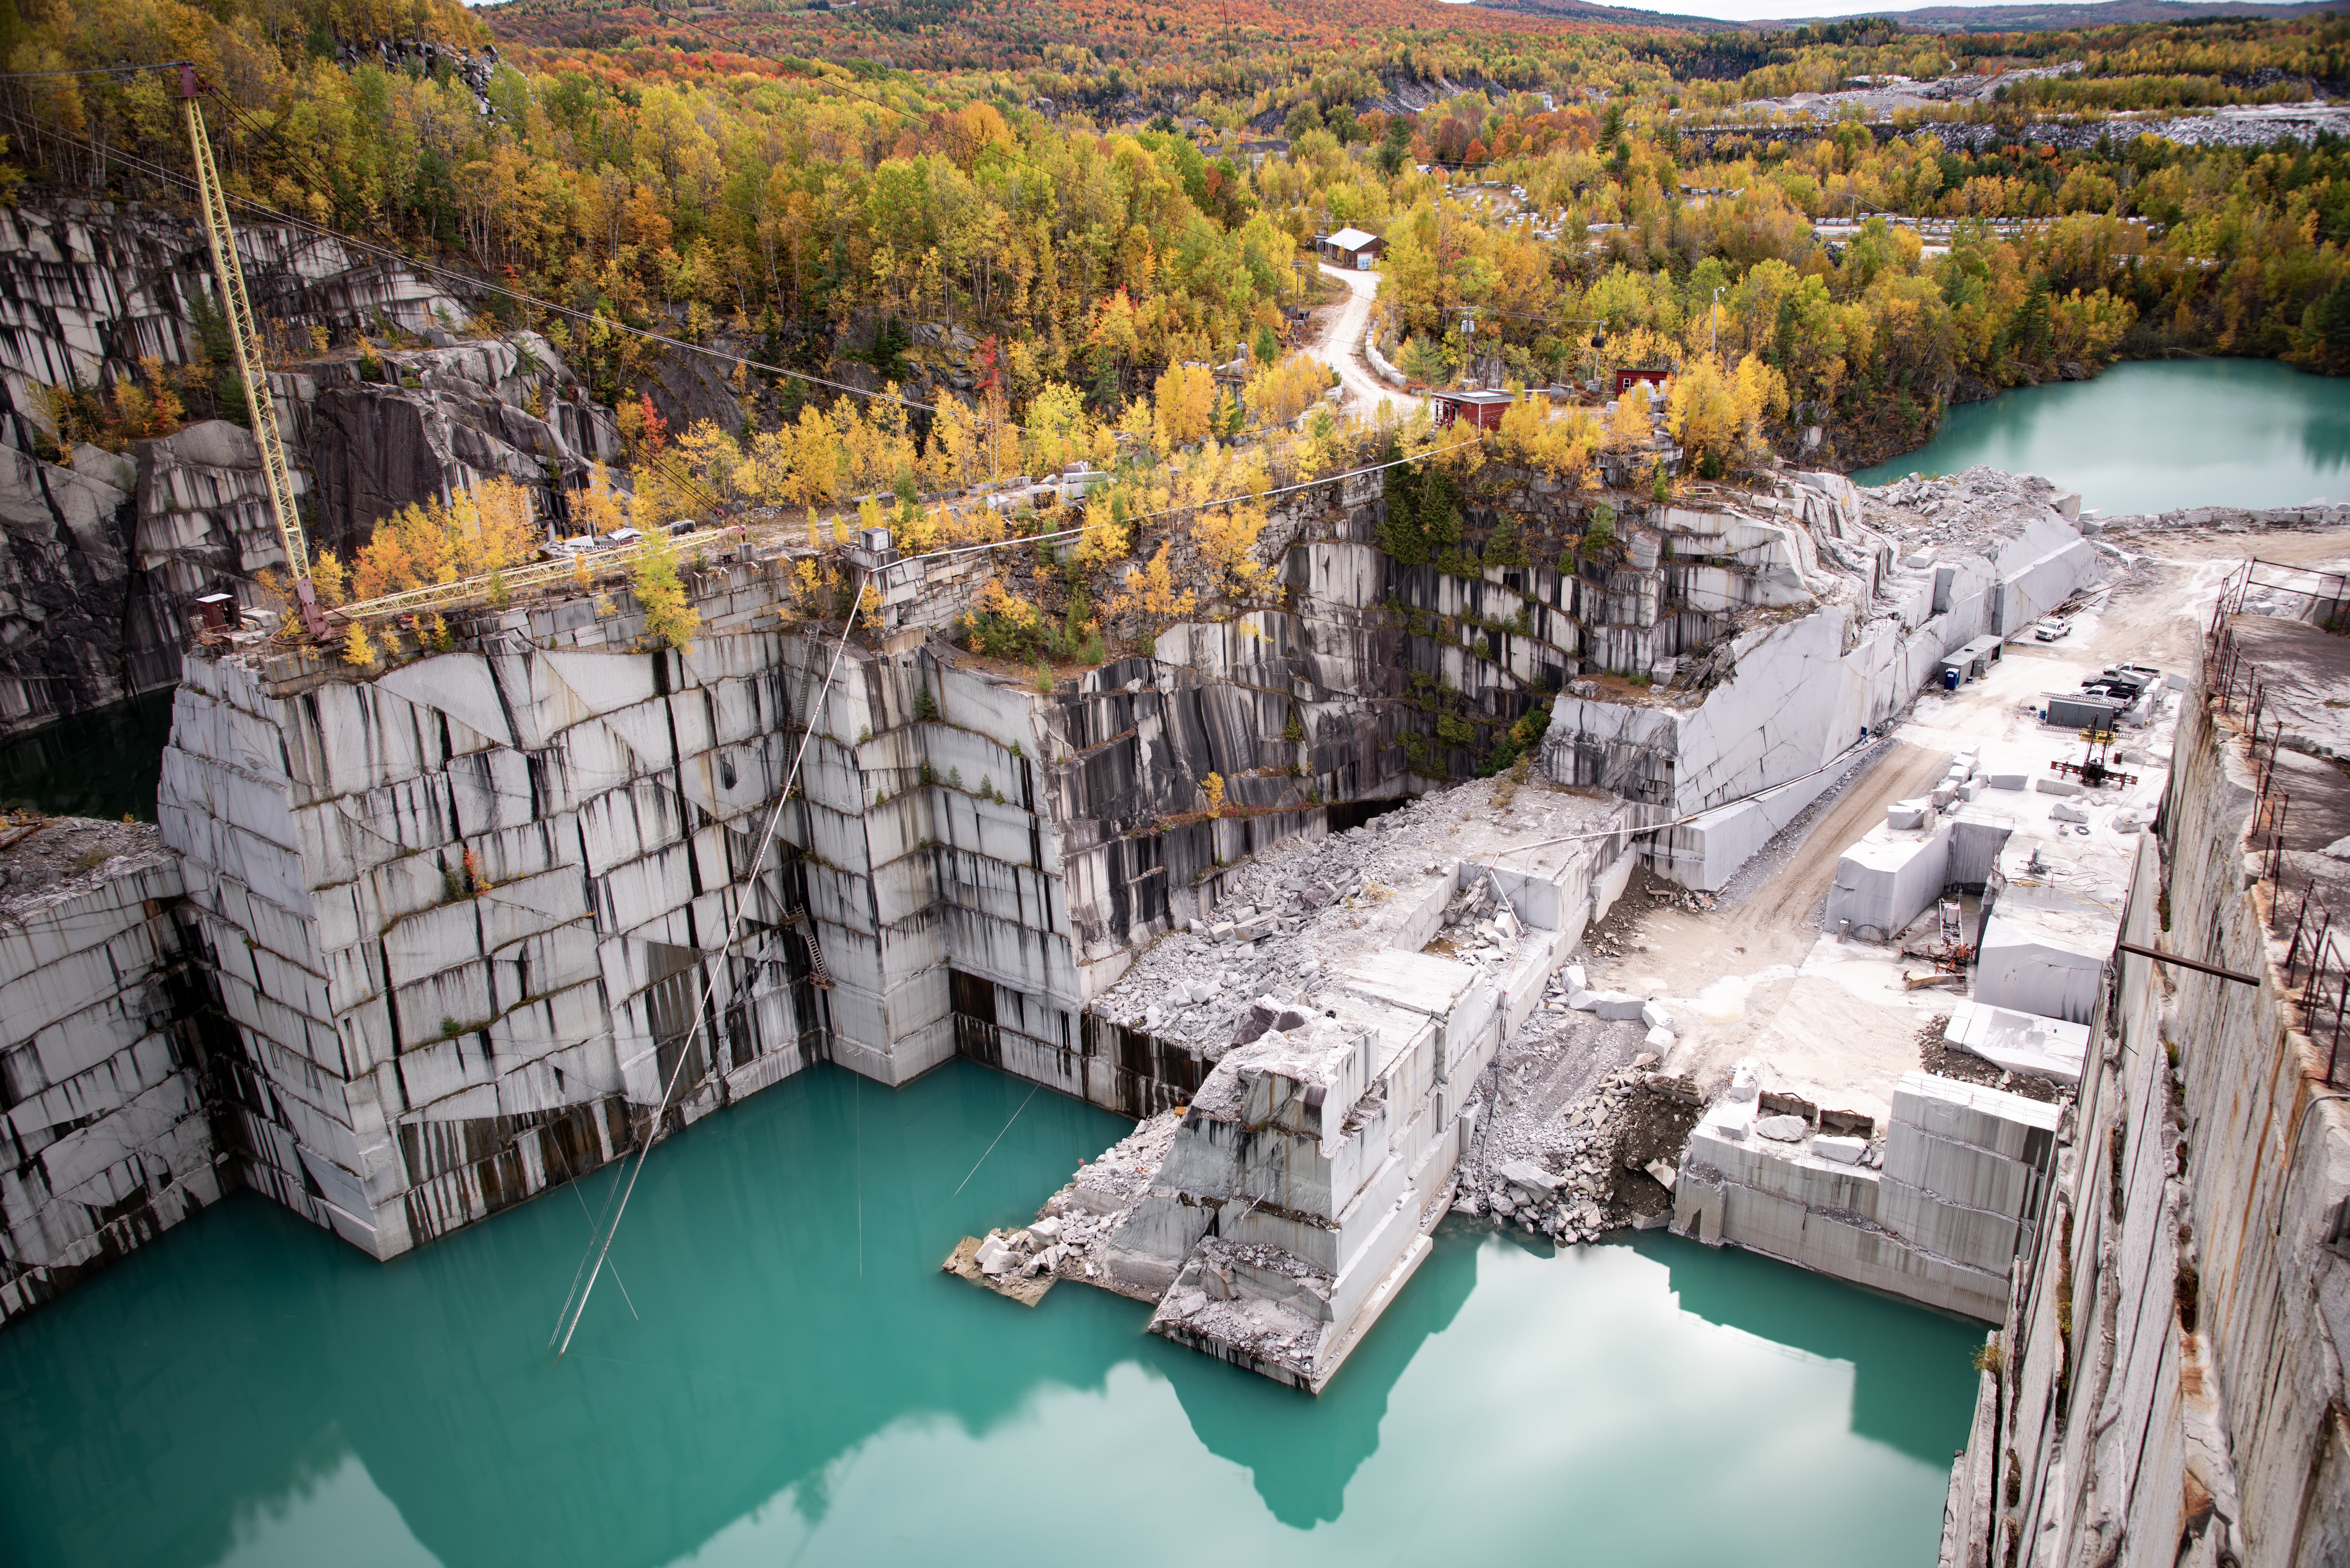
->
xmin=0 ymin=839 xmax=224 ymax=1323
xmin=1540 ymin=470 xmax=2105 ymax=891
xmin=1940 ymin=629 xmax=2350 ymax=1568
xmin=0 ymin=196 xmax=619 ymax=742
xmin=1 ymin=459 xmax=1573 ymax=1309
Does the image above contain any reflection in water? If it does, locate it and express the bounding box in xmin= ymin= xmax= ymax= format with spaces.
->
xmin=1853 ymin=358 xmax=2350 ymax=516
xmin=0 ymin=1062 xmax=1981 ymax=1568
xmin=1653 ymin=1228 xmax=1975 ymax=1465
xmin=0 ymin=686 xmax=175 ymax=821
xmin=1169 ymin=1225 xmax=1479 ymax=1527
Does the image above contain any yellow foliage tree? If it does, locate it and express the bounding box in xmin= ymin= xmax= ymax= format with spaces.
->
xmin=787 ymin=403 xmax=841 ymax=508
xmin=342 ymin=622 xmax=376 ymax=666
xmin=1242 ymin=354 xmax=1331 ymax=428
xmin=310 ymin=549 xmax=350 ymax=607
xmin=351 ymin=478 xmax=537 ymax=600
xmin=921 ymin=396 xmax=981 ymax=491
xmin=1022 ymin=381 xmax=1096 ymax=475
xmin=631 ymin=534 xmax=700 ymax=650
xmin=675 ymin=419 xmax=742 ymax=496
xmin=1729 ymin=353 xmax=1792 ymax=453
xmin=1105 ymin=540 xmax=1197 ymax=642
xmin=578 ymin=461 xmax=629 ymax=535
xmin=1671 ymin=355 xmax=1786 ymax=469
xmin=1190 ymin=504 xmax=1276 ymax=603
xmin=1152 ymin=364 xmax=1217 ymax=451
xmin=1495 ymin=395 xmax=1600 ymax=487
xmin=1604 ymin=385 xmax=1656 ymax=451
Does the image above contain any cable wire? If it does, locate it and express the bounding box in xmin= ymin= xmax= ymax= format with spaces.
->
xmin=551 ymin=571 xmax=869 ymax=1358
xmin=0 ymin=97 xmax=959 ymax=420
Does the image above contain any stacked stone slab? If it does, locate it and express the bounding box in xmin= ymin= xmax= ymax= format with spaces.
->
xmin=1674 ymin=1070 xmax=2058 ymax=1321
xmin=0 ymin=848 xmax=221 ymax=1323
xmin=159 ymin=567 xmax=828 ymax=1260
xmin=1104 ymin=850 xmax=1601 ymax=1391
xmin=1542 ymin=471 xmax=2104 ymax=892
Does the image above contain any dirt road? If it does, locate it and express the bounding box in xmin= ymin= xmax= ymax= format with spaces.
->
xmin=1307 ymin=262 xmax=1421 ymax=417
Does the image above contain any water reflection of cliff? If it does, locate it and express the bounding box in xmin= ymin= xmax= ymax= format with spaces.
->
xmin=0 ymin=1064 xmax=1152 ymax=1568
xmin=1167 ymin=1225 xmax=1481 ymax=1529
xmin=0 ymin=1067 xmax=1977 ymax=1568
xmin=1649 ymin=1230 xmax=1974 ymax=1466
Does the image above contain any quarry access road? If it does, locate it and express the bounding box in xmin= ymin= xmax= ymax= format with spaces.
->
xmin=1309 ymin=263 xmax=1421 ymax=418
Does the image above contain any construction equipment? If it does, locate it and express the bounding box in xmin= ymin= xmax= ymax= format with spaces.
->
xmin=2052 ymin=728 xmax=2139 ymax=790
xmin=177 ymin=64 xmax=327 ymax=640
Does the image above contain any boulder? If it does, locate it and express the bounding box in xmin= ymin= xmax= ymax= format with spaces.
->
xmin=1754 ymin=1114 xmax=1808 ymax=1142
xmin=1497 ymin=1158 xmax=1563 ymax=1194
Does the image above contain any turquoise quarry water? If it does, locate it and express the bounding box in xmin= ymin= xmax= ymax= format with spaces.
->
xmin=0 ymin=688 xmax=175 ymax=822
xmin=0 ymin=1060 xmax=1981 ymax=1568
xmin=1853 ymin=357 xmax=2350 ymax=516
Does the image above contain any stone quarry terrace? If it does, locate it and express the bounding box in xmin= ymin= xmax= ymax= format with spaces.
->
xmin=0 ymin=441 xmax=2132 ymax=1397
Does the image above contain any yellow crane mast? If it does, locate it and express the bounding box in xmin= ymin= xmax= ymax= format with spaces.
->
xmin=177 ymin=63 xmax=328 ymax=640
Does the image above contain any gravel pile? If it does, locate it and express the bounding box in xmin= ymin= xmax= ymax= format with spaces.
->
xmin=0 ymin=816 xmax=163 ymax=917
xmin=1860 ymin=465 xmax=2076 ymax=550
xmin=1025 ymin=1112 xmax=1180 ymax=1297
xmin=1096 ymin=777 xmax=1618 ymax=1054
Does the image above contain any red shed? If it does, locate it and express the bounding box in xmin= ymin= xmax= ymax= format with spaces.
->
xmin=1431 ymin=388 xmax=1515 ymax=431
xmin=1612 ymin=367 xmax=1672 ymax=397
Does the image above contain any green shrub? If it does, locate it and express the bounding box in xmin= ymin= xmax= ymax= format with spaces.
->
xmin=1580 ymin=501 xmax=1616 ymax=558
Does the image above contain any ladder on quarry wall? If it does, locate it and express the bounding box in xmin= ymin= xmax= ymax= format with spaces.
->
xmin=177 ymin=63 xmax=327 ymax=640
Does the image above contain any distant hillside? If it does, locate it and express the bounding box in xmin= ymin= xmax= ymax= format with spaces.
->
xmin=1494 ymin=0 xmax=2350 ymax=32
xmin=1769 ymin=0 xmax=2350 ymax=32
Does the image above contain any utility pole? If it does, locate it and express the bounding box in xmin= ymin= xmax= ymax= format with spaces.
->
xmin=1557 ymin=318 xmax=1606 ymax=396
xmin=179 ymin=64 xmax=328 ymax=641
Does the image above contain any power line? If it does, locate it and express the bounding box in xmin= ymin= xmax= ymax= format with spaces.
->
xmin=552 ymin=567 xmax=871 ymax=1359
xmin=0 ymin=96 xmax=959 ymax=420
xmin=0 ymin=61 xmax=184 ymax=82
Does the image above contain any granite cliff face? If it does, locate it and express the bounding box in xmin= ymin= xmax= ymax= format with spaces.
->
xmin=0 ymin=196 xmax=621 ymax=741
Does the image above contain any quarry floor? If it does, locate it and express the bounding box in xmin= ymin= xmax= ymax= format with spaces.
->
xmin=1582 ymin=525 xmax=2350 ymax=1119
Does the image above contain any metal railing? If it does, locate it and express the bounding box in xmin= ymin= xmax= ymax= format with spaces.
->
xmin=2205 ymin=593 xmax=2350 ymax=1086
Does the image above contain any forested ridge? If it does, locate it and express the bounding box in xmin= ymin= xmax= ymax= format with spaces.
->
xmin=10 ymin=0 xmax=2350 ymax=474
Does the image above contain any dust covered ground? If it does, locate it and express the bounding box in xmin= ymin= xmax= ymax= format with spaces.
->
xmin=1448 ymin=518 xmax=2346 ymax=1247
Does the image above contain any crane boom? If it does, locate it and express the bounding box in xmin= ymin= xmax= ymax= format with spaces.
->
xmin=177 ymin=64 xmax=327 ymax=639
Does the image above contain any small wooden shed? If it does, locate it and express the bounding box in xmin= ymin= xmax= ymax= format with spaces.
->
xmin=1431 ymin=388 xmax=1516 ymax=431
xmin=1318 ymin=227 xmax=1384 ymax=269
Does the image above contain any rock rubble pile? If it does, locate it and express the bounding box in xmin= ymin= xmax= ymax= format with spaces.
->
xmin=1861 ymin=466 xmax=2081 ymax=551
xmin=1023 ymin=1112 xmax=1180 ymax=1299
xmin=1098 ymin=779 xmax=1618 ymax=1053
xmin=1445 ymin=955 xmax=1714 ymax=1246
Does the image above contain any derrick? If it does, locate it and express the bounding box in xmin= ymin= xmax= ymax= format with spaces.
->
xmin=176 ymin=62 xmax=327 ymax=641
